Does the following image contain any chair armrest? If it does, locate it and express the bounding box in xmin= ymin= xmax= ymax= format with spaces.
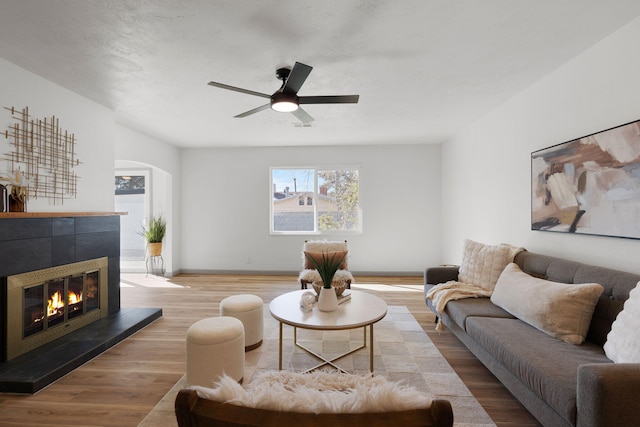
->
xmin=577 ymin=363 xmax=640 ymax=427
xmin=424 ymin=266 xmax=459 ymax=286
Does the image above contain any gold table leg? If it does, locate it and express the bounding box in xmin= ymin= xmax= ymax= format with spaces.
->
xmin=290 ymin=324 xmax=374 ymax=374
xmin=278 ymin=321 xmax=283 ymax=370
xmin=370 ymin=323 xmax=374 ymax=372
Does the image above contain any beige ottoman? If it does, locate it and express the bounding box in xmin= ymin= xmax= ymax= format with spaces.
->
xmin=219 ymin=294 xmax=264 ymax=351
xmin=186 ymin=317 xmax=244 ymax=387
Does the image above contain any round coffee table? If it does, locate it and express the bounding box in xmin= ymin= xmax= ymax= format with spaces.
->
xmin=269 ymin=289 xmax=387 ymax=373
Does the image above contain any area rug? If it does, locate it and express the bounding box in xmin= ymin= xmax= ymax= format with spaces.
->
xmin=138 ymin=305 xmax=495 ymax=427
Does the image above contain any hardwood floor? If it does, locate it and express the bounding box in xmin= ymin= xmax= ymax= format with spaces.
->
xmin=0 ymin=273 xmax=541 ymax=426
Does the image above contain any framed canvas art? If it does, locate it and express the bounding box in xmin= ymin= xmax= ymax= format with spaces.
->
xmin=531 ymin=119 xmax=640 ymax=239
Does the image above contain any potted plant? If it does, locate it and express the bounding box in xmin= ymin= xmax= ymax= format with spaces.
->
xmin=304 ymin=251 xmax=347 ymax=311
xmin=139 ymin=215 xmax=167 ymax=257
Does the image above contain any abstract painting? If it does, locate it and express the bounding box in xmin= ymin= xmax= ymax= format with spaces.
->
xmin=531 ymin=119 xmax=640 ymax=239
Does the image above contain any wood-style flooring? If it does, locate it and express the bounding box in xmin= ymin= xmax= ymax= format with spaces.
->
xmin=0 ymin=274 xmax=541 ymax=426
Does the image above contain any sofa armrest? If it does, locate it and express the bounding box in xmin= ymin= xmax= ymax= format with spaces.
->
xmin=577 ymin=363 xmax=640 ymax=427
xmin=424 ymin=266 xmax=459 ymax=286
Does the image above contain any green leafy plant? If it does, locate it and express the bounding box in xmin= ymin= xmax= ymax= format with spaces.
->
xmin=139 ymin=215 xmax=167 ymax=243
xmin=304 ymin=251 xmax=347 ymax=289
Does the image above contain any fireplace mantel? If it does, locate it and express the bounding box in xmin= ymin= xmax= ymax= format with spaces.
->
xmin=0 ymin=212 xmax=126 ymax=218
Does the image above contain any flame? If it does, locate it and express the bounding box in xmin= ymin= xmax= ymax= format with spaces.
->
xmin=68 ymin=290 xmax=82 ymax=305
xmin=46 ymin=290 xmax=82 ymax=317
xmin=47 ymin=291 xmax=64 ymax=317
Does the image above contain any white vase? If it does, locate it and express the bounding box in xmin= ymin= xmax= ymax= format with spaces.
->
xmin=317 ymin=287 xmax=339 ymax=312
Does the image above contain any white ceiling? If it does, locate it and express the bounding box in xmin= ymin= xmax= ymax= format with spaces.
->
xmin=2 ymin=1 xmax=640 ymax=148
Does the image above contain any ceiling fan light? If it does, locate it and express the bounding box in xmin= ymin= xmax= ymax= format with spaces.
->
xmin=272 ymin=100 xmax=298 ymax=112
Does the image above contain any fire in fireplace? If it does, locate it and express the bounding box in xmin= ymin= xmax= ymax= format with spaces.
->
xmin=23 ymin=270 xmax=100 ymax=339
xmin=6 ymin=258 xmax=108 ymax=361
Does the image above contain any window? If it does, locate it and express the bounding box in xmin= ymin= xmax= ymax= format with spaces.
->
xmin=271 ymin=168 xmax=360 ymax=234
xmin=115 ymin=170 xmax=150 ymax=263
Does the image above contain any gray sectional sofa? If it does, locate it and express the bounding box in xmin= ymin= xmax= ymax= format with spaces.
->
xmin=424 ymin=250 xmax=640 ymax=427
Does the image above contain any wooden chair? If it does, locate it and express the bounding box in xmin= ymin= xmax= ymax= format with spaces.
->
xmin=299 ymin=240 xmax=353 ymax=290
xmin=175 ymin=388 xmax=454 ymax=427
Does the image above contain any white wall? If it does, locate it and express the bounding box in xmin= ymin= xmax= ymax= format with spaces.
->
xmin=115 ymin=125 xmax=182 ymax=275
xmin=181 ymin=144 xmax=441 ymax=274
xmin=0 ymin=59 xmax=115 ymax=212
xmin=441 ymin=17 xmax=640 ymax=274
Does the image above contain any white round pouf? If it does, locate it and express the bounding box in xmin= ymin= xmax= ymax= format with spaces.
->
xmin=186 ymin=317 xmax=244 ymax=387
xmin=220 ymin=294 xmax=264 ymax=351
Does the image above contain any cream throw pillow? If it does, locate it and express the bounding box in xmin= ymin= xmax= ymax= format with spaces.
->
xmin=458 ymin=239 xmax=521 ymax=291
xmin=604 ymin=282 xmax=640 ymax=362
xmin=302 ymin=240 xmax=349 ymax=269
xmin=491 ymin=263 xmax=604 ymax=345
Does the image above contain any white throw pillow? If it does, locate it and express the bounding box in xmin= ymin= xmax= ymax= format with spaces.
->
xmin=491 ymin=263 xmax=604 ymax=345
xmin=604 ymin=282 xmax=640 ymax=363
xmin=458 ymin=239 xmax=520 ymax=291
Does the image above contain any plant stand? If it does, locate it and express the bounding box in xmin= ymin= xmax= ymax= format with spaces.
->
xmin=146 ymin=255 xmax=165 ymax=276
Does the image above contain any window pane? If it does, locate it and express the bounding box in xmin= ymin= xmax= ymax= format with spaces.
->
xmin=318 ymin=169 xmax=360 ymax=231
xmin=272 ymin=169 xmax=315 ymax=232
xmin=115 ymin=175 xmax=145 ymax=193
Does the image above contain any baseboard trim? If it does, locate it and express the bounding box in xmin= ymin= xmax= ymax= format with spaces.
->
xmin=177 ymin=269 xmax=423 ymax=277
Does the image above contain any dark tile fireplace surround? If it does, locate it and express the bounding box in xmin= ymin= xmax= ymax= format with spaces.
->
xmin=0 ymin=213 xmax=162 ymax=393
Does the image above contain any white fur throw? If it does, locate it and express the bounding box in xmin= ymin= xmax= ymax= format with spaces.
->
xmin=458 ymin=239 xmax=524 ymax=291
xmin=491 ymin=263 xmax=604 ymax=345
xmin=193 ymin=370 xmax=430 ymax=414
xmin=299 ymin=269 xmax=353 ymax=285
xmin=604 ymin=282 xmax=640 ymax=363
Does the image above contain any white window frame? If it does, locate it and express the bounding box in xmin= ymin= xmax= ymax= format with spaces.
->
xmin=270 ymin=166 xmax=362 ymax=235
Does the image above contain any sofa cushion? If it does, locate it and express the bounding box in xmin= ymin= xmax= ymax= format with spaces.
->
xmin=466 ymin=316 xmax=610 ymax=426
xmin=604 ymin=281 xmax=640 ymax=363
xmin=458 ymin=239 xmax=521 ymax=291
xmin=491 ymin=263 xmax=604 ymax=345
xmin=444 ymin=298 xmax=514 ymax=332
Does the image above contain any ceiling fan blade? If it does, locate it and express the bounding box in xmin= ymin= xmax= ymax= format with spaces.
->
xmin=282 ymin=62 xmax=313 ymax=94
xmin=208 ymin=81 xmax=271 ymax=99
xmin=234 ymin=103 xmax=271 ymax=118
xmin=291 ymin=106 xmax=314 ymax=124
xmin=299 ymin=95 xmax=360 ymax=104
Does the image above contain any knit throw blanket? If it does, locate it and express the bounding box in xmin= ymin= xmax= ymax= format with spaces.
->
xmin=426 ymin=282 xmax=492 ymax=331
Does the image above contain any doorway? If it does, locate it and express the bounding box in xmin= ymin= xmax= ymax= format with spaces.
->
xmin=115 ymin=169 xmax=151 ymax=272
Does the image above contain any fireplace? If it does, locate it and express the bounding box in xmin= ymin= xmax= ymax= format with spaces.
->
xmin=6 ymin=257 xmax=108 ymax=360
xmin=0 ymin=213 xmax=162 ymax=393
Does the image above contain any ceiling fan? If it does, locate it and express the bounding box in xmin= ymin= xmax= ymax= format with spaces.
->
xmin=207 ymin=62 xmax=359 ymax=124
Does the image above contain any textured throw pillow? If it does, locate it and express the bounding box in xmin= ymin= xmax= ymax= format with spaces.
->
xmin=491 ymin=263 xmax=604 ymax=345
xmin=194 ymin=371 xmax=430 ymax=413
xmin=458 ymin=239 xmax=520 ymax=291
xmin=303 ymin=250 xmax=348 ymax=270
xmin=604 ymin=282 xmax=640 ymax=363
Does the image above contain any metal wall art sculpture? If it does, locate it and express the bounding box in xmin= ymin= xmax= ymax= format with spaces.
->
xmin=2 ymin=106 xmax=80 ymax=206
